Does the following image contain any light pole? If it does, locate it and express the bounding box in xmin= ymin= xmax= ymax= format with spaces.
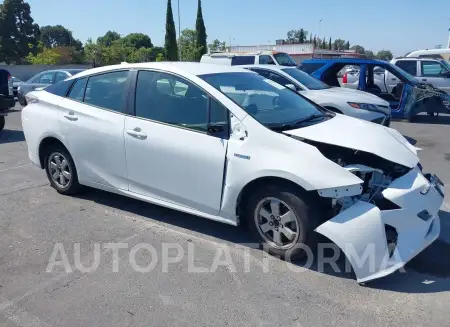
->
xmin=318 ymin=18 xmax=323 ymax=38
xmin=177 ymin=0 xmax=181 ymax=61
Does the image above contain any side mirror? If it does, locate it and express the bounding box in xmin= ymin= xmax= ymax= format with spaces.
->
xmin=444 ymin=71 xmax=450 ymax=78
xmin=285 ymin=84 xmax=297 ymax=91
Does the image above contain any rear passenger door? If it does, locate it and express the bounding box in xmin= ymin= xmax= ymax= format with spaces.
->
xmin=59 ymin=70 xmax=130 ymax=190
xmin=124 ymin=70 xmax=229 ymax=215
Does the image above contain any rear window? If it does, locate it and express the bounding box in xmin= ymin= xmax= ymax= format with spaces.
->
xmin=299 ymin=63 xmax=326 ymax=74
xmin=231 ymin=56 xmax=255 ymax=65
xmin=45 ymin=79 xmax=74 ymax=97
xmin=395 ymin=60 xmax=417 ymax=76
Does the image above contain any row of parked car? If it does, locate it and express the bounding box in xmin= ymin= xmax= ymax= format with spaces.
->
xmin=19 ymin=57 xmax=445 ymax=284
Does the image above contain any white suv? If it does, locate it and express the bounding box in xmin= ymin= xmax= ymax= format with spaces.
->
xmin=390 ymin=57 xmax=450 ymax=94
xmin=200 ymin=51 xmax=297 ymax=67
xmin=22 ymin=62 xmax=444 ymax=284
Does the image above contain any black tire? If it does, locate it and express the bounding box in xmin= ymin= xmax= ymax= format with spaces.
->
xmin=245 ymin=184 xmax=322 ymax=260
xmin=44 ymin=145 xmax=82 ymax=195
xmin=0 ymin=116 xmax=4 ymax=132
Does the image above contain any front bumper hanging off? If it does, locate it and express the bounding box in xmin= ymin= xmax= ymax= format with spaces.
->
xmin=315 ymin=167 xmax=444 ymax=283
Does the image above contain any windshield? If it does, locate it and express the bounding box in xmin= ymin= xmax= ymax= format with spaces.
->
xmin=273 ymin=53 xmax=297 ymax=67
xmin=199 ymin=72 xmax=326 ymax=128
xmin=441 ymin=60 xmax=450 ymax=71
xmin=282 ymin=68 xmax=329 ymax=90
xmin=388 ymin=63 xmax=418 ymax=84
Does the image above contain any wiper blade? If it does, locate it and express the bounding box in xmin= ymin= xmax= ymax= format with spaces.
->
xmin=294 ymin=113 xmax=325 ymax=124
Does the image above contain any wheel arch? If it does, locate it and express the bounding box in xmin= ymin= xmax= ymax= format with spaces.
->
xmin=234 ymin=176 xmax=318 ymax=222
xmin=38 ymin=135 xmax=70 ymax=169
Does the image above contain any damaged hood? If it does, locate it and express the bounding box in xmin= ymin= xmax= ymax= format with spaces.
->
xmin=284 ymin=114 xmax=419 ymax=168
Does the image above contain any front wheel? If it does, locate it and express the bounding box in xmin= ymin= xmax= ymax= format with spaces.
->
xmin=245 ymin=184 xmax=322 ymax=259
xmin=44 ymin=146 xmax=81 ymax=195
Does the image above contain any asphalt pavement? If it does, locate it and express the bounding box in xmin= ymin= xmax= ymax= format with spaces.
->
xmin=1 ymin=105 xmax=449 ymax=327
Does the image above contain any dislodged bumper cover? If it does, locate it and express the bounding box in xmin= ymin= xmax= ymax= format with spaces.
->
xmin=315 ymin=167 xmax=444 ymax=283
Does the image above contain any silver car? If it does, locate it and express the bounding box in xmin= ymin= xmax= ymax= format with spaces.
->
xmin=17 ymin=69 xmax=85 ymax=106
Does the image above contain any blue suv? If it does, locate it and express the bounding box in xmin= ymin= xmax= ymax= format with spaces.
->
xmin=300 ymin=58 xmax=450 ymax=120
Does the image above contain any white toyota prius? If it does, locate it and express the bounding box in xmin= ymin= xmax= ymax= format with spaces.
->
xmin=21 ymin=62 xmax=444 ymax=284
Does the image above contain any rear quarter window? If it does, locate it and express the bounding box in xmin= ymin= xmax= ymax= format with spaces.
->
xmin=298 ymin=63 xmax=326 ymax=74
xmin=45 ymin=79 xmax=74 ymax=97
xmin=231 ymin=56 xmax=255 ymax=65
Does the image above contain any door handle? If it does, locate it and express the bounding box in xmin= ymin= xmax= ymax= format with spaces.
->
xmin=63 ymin=111 xmax=78 ymax=121
xmin=126 ymin=128 xmax=147 ymax=139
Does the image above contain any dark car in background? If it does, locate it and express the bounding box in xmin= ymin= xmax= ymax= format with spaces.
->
xmin=0 ymin=69 xmax=15 ymax=131
xmin=17 ymin=69 xmax=85 ymax=106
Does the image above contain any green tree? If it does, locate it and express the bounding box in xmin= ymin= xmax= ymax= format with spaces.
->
xmin=375 ymin=50 xmax=393 ymax=61
xmin=322 ymin=37 xmax=326 ymax=49
xmin=345 ymin=41 xmax=350 ymax=50
xmin=313 ymin=35 xmax=317 ymax=48
xmin=122 ymin=33 xmax=153 ymax=49
xmin=156 ymin=53 xmax=165 ymax=62
xmin=97 ymin=31 xmax=121 ymax=47
xmin=208 ymin=39 xmax=227 ymax=52
xmin=286 ymin=29 xmax=308 ymax=44
xmin=179 ymin=29 xmax=200 ymax=61
xmin=333 ymin=39 xmax=346 ymax=51
xmin=195 ymin=0 xmax=207 ymax=61
xmin=164 ymin=0 xmax=178 ymax=61
xmin=0 ymin=0 xmax=40 ymax=63
xmin=309 ymin=35 xmax=312 ymax=44
xmin=328 ymin=37 xmax=332 ymax=50
xmin=364 ymin=50 xmax=375 ymax=59
xmin=350 ymin=45 xmax=365 ymax=54
xmin=40 ymin=25 xmax=82 ymax=50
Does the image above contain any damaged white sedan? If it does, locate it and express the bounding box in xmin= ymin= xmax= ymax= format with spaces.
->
xmin=22 ymin=62 xmax=444 ymax=283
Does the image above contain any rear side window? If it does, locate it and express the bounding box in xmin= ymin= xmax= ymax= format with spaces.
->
xmin=395 ymin=60 xmax=417 ymax=76
xmin=55 ymin=72 xmax=69 ymax=83
xmin=84 ymin=71 xmax=129 ymax=113
xmin=298 ymin=63 xmax=326 ymax=74
xmin=67 ymin=78 xmax=88 ymax=101
xmin=231 ymin=56 xmax=255 ymax=65
xmin=45 ymin=79 xmax=74 ymax=97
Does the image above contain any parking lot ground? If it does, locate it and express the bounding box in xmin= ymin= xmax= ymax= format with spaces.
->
xmin=1 ymin=106 xmax=450 ymax=327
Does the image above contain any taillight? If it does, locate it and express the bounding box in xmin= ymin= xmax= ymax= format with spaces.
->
xmin=7 ymin=73 xmax=13 ymax=96
xmin=343 ymin=73 xmax=348 ymax=84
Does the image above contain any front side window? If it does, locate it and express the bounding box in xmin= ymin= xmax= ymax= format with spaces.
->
xmin=395 ymin=60 xmax=417 ymax=76
xmin=55 ymin=72 xmax=69 ymax=83
xmin=282 ymin=68 xmax=328 ymax=90
xmin=421 ymin=61 xmax=447 ymax=77
xmin=135 ymin=70 xmax=228 ymax=133
xmin=259 ymin=55 xmax=275 ymax=65
xmin=38 ymin=72 xmax=54 ymax=84
xmin=68 ymin=78 xmax=88 ymax=101
xmin=84 ymin=71 xmax=129 ymax=113
xmin=200 ymin=72 xmax=326 ymax=129
xmin=273 ymin=53 xmax=297 ymax=66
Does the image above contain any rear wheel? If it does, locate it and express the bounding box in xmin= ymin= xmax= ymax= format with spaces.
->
xmin=44 ymin=145 xmax=81 ymax=195
xmin=245 ymin=184 xmax=322 ymax=259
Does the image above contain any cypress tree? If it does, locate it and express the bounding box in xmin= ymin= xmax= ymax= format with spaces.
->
xmin=195 ymin=0 xmax=207 ymax=60
xmin=328 ymin=37 xmax=332 ymax=50
xmin=164 ymin=0 xmax=179 ymax=61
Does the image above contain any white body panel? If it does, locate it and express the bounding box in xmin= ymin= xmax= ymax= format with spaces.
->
xmin=59 ymin=98 xmax=128 ymax=190
xmin=124 ymin=116 xmax=227 ymax=216
xmin=21 ymin=62 xmax=445 ymax=283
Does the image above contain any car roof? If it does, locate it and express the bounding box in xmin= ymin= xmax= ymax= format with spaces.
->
xmin=239 ymin=64 xmax=287 ymax=72
xmin=68 ymin=62 xmax=252 ymax=80
xmin=302 ymin=58 xmax=388 ymax=65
